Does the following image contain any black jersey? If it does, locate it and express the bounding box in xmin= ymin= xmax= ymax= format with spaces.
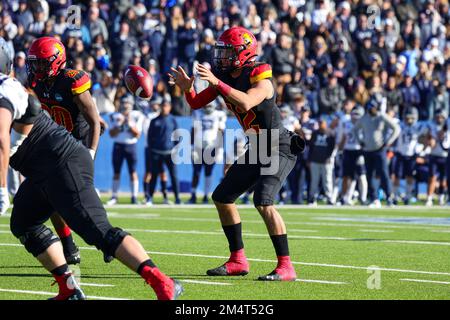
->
xmin=216 ymin=63 xmax=291 ymax=152
xmin=10 ymin=110 xmax=81 ymax=181
xmin=32 ymin=68 xmax=91 ymax=144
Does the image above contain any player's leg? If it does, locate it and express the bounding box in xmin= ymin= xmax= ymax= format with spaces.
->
xmin=160 ymin=172 xmax=168 ymax=203
xmin=364 ymin=152 xmax=378 ymax=205
xmin=189 ymin=163 xmax=202 ymax=204
xmin=427 ymin=156 xmax=437 ymax=206
xmin=254 ymin=152 xmax=297 ymax=281
xmin=147 ymin=153 xmax=163 ymax=205
xmin=163 ymin=154 xmax=181 ymax=204
xmin=203 ymin=161 xmax=215 ymax=204
xmin=356 ymin=155 xmax=368 ymax=204
xmin=437 ymin=159 xmax=447 ymax=205
xmin=403 ymin=156 xmax=415 ymax=204
xmin=50 ymin=213 xmax=80 ymax=265
xmin=125 ymin=144 xmax=139 ymax=204
xmin=208 ymin=154 xmax=260 ymax=276
xmin=143 ymin=147 xmax=152 ymax=203
xmin=308 ymin=162 xmax=320 ymax=205
xmin=375 ymin=150 xmax=394 ymax=205
xmin=47 ymin=148 xmax=183 ymax=300
xmin=108 ymin=143 xmax=125 ymax=205
xmin=10 ymin=179 xmax=86 ymax=300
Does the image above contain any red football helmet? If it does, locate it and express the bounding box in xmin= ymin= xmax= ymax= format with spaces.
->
xmin=214 ymin=27 xmax=258 ymax=72
xmin=26 ymin=37 xmax=66 ymax=81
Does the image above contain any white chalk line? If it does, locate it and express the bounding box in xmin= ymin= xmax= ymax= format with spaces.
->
xmin=1 ymin=243 xmax=449 ymax=277
xmin=295 ymin=279 xmax=348 ymax=285
xmin=121 ymin=228 xmax=450 ymax=247
xmin=358 ymin=229 xmax=393 ymax=233
xmin=0 ymin=288 xmax=129 ymax=300
xmin=400 ymin=279 xmax=450 ymax=285
xmin=179 ymin=279 xmax=232 ymax=286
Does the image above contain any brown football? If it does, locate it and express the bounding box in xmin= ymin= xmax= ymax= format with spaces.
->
xmin=123 ymin=65 xmax=153 ymax=99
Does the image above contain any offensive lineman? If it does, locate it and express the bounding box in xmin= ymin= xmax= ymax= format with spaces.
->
xmin=26 ymin=37 xmax=103 ymax=264
xmin=0 ymin=38 xmax=183 ymax=300
xmin=169 ymin=27 xmax=305 ymax=281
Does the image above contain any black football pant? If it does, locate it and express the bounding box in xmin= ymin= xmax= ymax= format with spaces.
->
xmin=10 ymin=147 xmax=127 ymax=257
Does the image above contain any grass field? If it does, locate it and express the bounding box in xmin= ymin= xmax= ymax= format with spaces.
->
xmin=0 ymin=200 xmax=449 ymax=300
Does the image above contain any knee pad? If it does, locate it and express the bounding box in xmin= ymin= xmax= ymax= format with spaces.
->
xmin=102 ymin=227 xmax=130 ymax=257
xmin=17 ymin=225 xmax=60 ymax=257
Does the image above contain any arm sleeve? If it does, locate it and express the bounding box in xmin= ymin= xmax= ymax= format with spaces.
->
xmin=185 ymin=86 xmax=219 ymax=110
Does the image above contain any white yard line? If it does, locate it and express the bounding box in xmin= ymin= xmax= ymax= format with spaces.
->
xmin=288 ymin=229 xmax=318 ymax=233
xmin=431 ymin=229 xmax=450 ymax=233
xmin=295 ymin=279 xmax=348 ymax=285
xmin=79 ymin=283 xmax=115 ymax=287
xmin=123 ymin=228 xmax=450 ymax=247
xmin=179 ymin=279 xmax=232 ymax=286
xmin=0 ymin=288 xmax=129 ymax=300
xmin=2 ymin=242 xmax=450 ymax=277
xmin=400 ymin=278 xmax=450 ymax=285
xmin=358 ymin=229 xmax=393 ymax=233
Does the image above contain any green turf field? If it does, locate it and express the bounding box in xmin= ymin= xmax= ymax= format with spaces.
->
xmin=0 ymin=202 xmax=449 ymax=300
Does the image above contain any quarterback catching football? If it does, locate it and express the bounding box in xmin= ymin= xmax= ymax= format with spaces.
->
xmin=169 ymin=27 xmax=305 ymax=281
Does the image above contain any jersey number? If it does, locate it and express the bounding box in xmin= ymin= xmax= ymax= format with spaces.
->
xmin=226 ymin=102 xmax=260 ymax=133
xmin=41 ymin=103 xmax=74 ymax=132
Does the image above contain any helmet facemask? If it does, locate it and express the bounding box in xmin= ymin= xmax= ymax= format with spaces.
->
xmin=26 ymin=56 xmax=51 ymax=81
xmin=213 ymin=43 xmax=240 ymax=72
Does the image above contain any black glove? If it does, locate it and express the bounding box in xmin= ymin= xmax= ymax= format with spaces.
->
xmin=290 ymin=133 xmax=306 ymax=154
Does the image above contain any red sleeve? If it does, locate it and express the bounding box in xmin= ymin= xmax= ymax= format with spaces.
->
xmin=184 ymin=86 xmax=218 ymax=110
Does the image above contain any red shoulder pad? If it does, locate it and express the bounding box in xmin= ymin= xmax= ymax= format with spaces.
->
xmin=250 ymin=63 xmax=272 ymax=84
xmin=64 ymin=69 xmax=91 ymax=95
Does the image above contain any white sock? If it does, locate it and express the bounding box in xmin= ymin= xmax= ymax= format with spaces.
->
xmin=358 ymin=175 xmax=368 ymax=203
xmin=346 ymin=180 xmax=356 ymax=203
xmin=131 ymin=179 xmax=139 ymax=198
xmin=204 ymin=175 xmax=212 ymax=196
xmin=112 ymin=179 xmax=120 ymax=198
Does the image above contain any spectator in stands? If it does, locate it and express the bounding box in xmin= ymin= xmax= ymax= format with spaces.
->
xmin=92 ymin=70 xmax=117 ymax=115
xmin=319 ymin=72 xmax=346 ymax=115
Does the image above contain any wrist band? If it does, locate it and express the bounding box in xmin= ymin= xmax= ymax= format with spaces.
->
xmin=216 ymin=80 xmax=232 ymax=97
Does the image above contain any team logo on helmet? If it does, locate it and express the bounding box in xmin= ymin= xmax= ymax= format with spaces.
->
xmin=242 ymin=33 xmax=253 ymax=47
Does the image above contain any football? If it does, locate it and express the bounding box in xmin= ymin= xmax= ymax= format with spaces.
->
xmin=123 ymin=65 xmax=153 ymax=99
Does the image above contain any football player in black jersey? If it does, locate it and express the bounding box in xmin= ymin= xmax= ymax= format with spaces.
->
xmin=26 ymin=37 xmax=104 ymax=264
xmin=0 ymin=39 xmax=183 ymax=300
xmin=169 ymin=27 xmax=305 ymax=281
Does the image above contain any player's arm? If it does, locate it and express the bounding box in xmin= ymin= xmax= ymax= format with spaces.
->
xmin=168 ymin=66 xmax=218 ymax=110
xmin=127 ymin=113 xmax=142 ymax=138
xmin=0 ymin=104 xmax=12 ymax=215
xmin=74 ymin=90 xmax=101 ymax=158
xmin=196 ymin=63 xmax=273 ymax=112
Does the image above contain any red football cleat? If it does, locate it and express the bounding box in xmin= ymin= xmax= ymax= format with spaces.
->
xmin=258 ymin=266 xmax=297 ymax=281
xmin=207 ymin=249 xmax=249 ymax=276
xmin=151 ymin=278 xmax=184 ymax=300
xmin=49 ymin=272 xmax=86 ymax=300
